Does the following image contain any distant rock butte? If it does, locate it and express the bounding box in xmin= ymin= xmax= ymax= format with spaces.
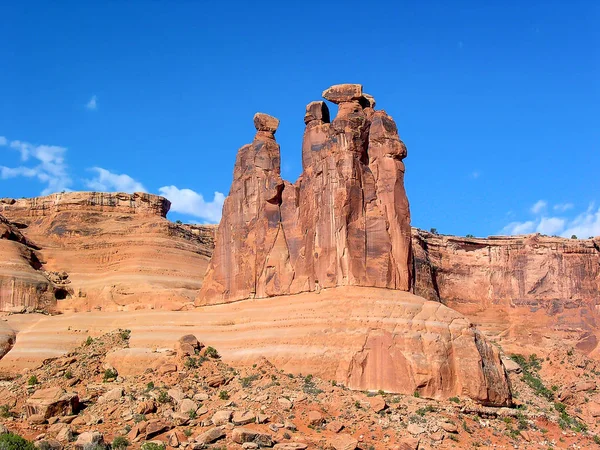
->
xmin=0 ymin=192 xmax=216 ymax=312
xmin=199 ymin=83 xmax=412 ymax=304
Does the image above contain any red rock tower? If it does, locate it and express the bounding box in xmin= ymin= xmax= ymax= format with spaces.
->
xmin=198 ymin=84 xmax=413 ymax=304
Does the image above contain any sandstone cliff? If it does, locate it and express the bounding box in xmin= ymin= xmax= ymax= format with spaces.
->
xmin=0 ymin=192 xmax=215 ymax=312
xmin=0 ymin=213 xmax=56 ymax=312
xmin=199 ymin=84 xmax=412 ymax=304
xmin=412 ymin=229 xmax=600 ymax=352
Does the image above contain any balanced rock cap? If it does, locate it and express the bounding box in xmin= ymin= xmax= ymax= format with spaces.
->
xmin=322 ymin=84 xmax=363 ymax=104
xmin=304 ymin=101 xmax=330 ymax=124
xmin=253 ymin=113 xmax=280 ymax=133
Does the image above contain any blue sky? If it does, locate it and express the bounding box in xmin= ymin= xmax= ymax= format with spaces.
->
xmin=1 ymin=1 xmax=598 ymax=237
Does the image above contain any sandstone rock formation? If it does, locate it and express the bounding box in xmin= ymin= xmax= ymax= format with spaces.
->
xmin=199 ymin=84 xmax=412 ymax=304
xmin=0 ymin=213 xmax=56 ymax=312
xmin=412 ymin=230 xmax=600 ymax=352
xmin=0 ymin=286 xmax=511 ymax=405
xmin=0 ymin=192 xmax=215 ymax=312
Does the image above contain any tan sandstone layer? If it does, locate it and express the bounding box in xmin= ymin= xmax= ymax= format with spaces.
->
xmin=0 ymin=286 xmax=511 ymax=406
xmin=0 ymin=192 xmax=216 ymax=312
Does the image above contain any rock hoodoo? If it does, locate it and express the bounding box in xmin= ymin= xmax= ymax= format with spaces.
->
xmin=199 ymin=84 xmax=412 ymax=304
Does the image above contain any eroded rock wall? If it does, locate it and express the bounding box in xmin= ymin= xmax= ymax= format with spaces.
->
xmin=412 ymin=229 xmax=600 ymax=352
xmin=0 ymin=192 xmax=215 ymax=312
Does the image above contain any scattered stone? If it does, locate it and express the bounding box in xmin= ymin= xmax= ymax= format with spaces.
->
xmin=328 ymin=433 xmax=358 ymax=450
xmin=407 ymin=423 xmax=426 ymax=435
xmin=232 ymin=410 xmax=256 ymax=426
xmin=274 ymin=444 xmax=309 ymax=450
xmin=232 ymin=427 xmax=273 ymax=446
xmin=278 ymin=397 xmax=292 ymax=410
xmin=307 ymin=410 xmax=323 ymax=426
xmin=327 ymin=421 xmax=344 ymax=433
xmin=98 ymin=387 xmax=123 ymax=403
xmin=211 ymin=410 xmax=233 ymax=426
xmin=195 ymin=426 xmax=226 ymax=445
xmin=145 ymin=419 xmax=169 ymax=439
xmin=367 ymin=395 xmax=386 ymax=412
xmin=25 ymin=387 xmax=79 ymax=419
xmin=74 ymin=431 xmax=104 ymax=449
xmin=439 ymin=421 xmax=458 ymax=433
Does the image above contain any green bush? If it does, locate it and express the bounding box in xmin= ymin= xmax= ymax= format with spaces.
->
xmin=205 ymin=346 xmax=219 ymax=358
xmin=103 ymin=368 xmax=118 ymax=382
xmin=0 ymin=433 xmax=36 ymax=450
xmin=141 ymin=443 xmax=166 ymax=450
xmin=219 ymin=390 xmax=230 ymax=400
xmin=27 ymin=375 xmax=38 ymax=386
xmin=0 ymin=404 xmax=13 ymax=418
xmin=112 ymin=436 xmax=130 ymax=450
xmin=449 ymin=396 xmax=460 ymax=403
xmin=510 ymin=354 xmax=553 ymax=401
xmin=84 ymin=336 xmax=94 ymax=346
xmin=157 ymin=390 xmax=169 ymax=404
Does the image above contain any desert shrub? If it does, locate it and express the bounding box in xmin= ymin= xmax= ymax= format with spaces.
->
xmin=84 ymin=336 xmax=94 ymax=346
xmin=0 ymin=433 xmax=36 ymax=450
xmin=64 ymin=370 xmax=73 ymax=379
xmin=205 ymin=346 xmax=219 ymax=358
xmin=184 ymin=357 xmax=198 ymax=369
xmin=510 ymin=354 xmax=553 ymax=401
xmin=157 ymin=390 xmax=169 ymax=404
xmin=103 ymin=368 xmax=118 ymax=381
xmin=27 ymin=375 xmax=38 ymax=386
xmin=413 ymin=391 xmax=420 ymax=398
xmin=119 ymin=329 xmax=131 ymax=340
xmin=449 ymin=396 xmax=460 ymax=403
xmin=141 ymin=443 xmax=165 ymax=450
xmin=241 ymin=374 xmax=258 ymax=388
xmin=112 ymin=436 xmax=130 ymax=449
xmin=219 ymin=390 xmax=229 ymax=400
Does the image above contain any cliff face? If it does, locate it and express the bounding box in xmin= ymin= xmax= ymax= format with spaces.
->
xmin=0 ymin=213 xmax=55 ymax=312
xmin=199 ymin=84 xmax=412 ymax=305
xmin=0 ymin=192 xmax=215 ymax=312
xmin=412 ymin=229 xmax=600 ymax=352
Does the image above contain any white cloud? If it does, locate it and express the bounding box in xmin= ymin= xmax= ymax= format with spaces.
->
xmin=1 ymin=138 xmax=71 ymax=195
xmin=86 ymin=95 xmax=97 ymax=110
xmin=536 ymin=217 xmax=565 ymax=235
xmin=85 ymin=167 xmax=146 ymax=193
xmin=500 ymin=220 xmax=536 ymax=235
xmin=158 ymin=186 xmax=225 ymax=223
xmin=500 ymin=202 xmax=600 ymax=238
xmin=553 ymin=202 xmax=574 ymax=212
xmin=562 ymin=203 xmax=600 ymax=238
xmin=530 ymin=200 xmax=547 ymax=214
xmin=0 ymin=136 xmax=7 ymax=146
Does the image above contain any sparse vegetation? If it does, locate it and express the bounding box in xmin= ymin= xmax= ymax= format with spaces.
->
xmin=184 ymin=357 xmax=199 ymax=369
xmin=103 ymin=368 xmax=118 ymax=381
xmin=510 ymin=354 xmax=553 ymax=401
xmin=119 ymin=329 xmax=131 ymax=340
xmin=571 ymin=234 xmax=577 ymax=239
xmin=112 ymin=436 xmax=130 ymax=450
xmin=64 ymin=369 xmax=73 ymax=379
xmin=84 ymin=336 xmax=94 ymax=346
xmin=449 ymin=396 xmax=460 ymax=403
xmin=27 ymin=375 xmax=38 ymax=386
xmin=241 ymin=374 xmax=259 ymax=388
xmin=157 ymin=390 xmax=170 ymax=404
xmin=141 ymin=443 xmax=166 ymax=450
xmin=219 ymin=390 xmax=230 ymax=400
xmin=0 ymin=433 xmax=36 ymax=450
xmin=205 ymin=346 xmax=219 ymax=358
xmin=0 ymin=404 xmax=13 ymax=418
xmin=413 ymin=390 xmax=420 ymax=398
xmin=430 ymin=228 xmax=438 ymax=235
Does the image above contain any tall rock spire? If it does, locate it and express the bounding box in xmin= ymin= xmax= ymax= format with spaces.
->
xmin=198 ymin=84 xmax=412 ymax=304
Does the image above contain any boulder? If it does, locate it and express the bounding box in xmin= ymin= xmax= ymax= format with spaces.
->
xmin=231 ymin=427 xmax=273 ymax=446
xmin=74 ymin=431 xmax=104 ymax=450
xmin=25 ymin=387 xmax=79 ymax=419
xmin=195 ymin=426 xmax=225 ymax=445
xmin=328 ymin=433 xmax=358 ymax=450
